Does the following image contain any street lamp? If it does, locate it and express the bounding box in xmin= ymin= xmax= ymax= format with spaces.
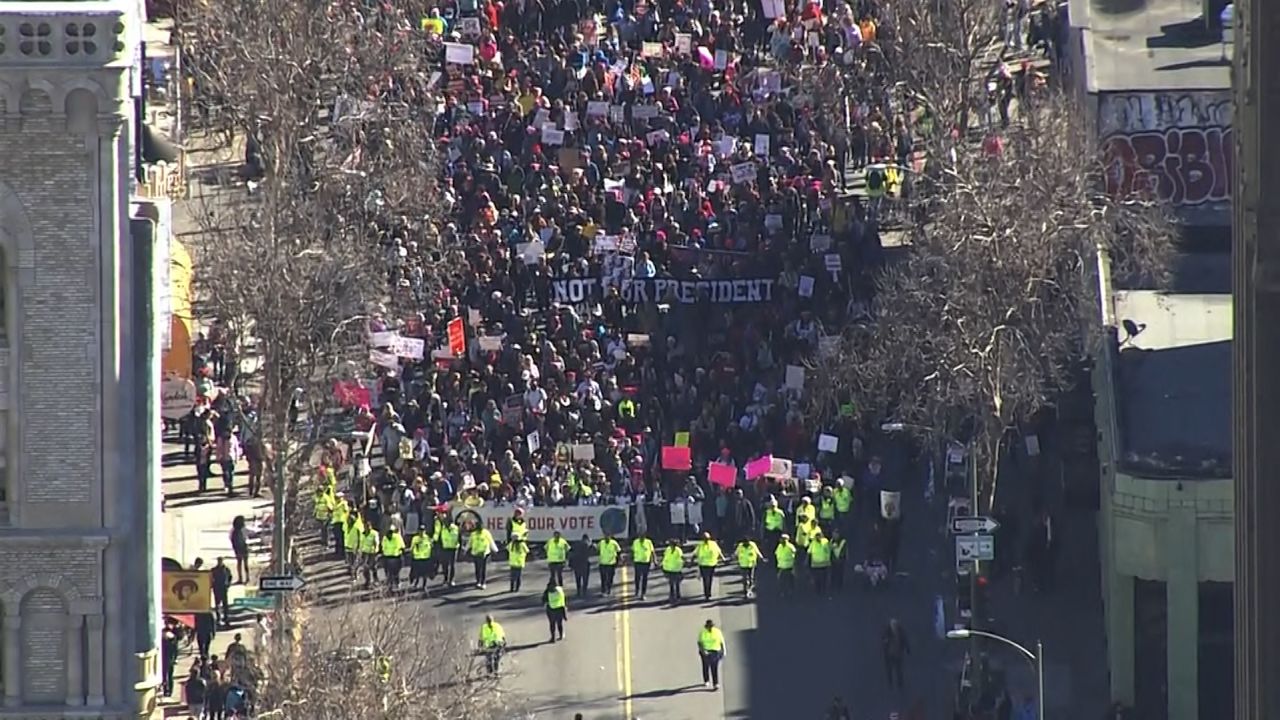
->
xmin=946 ymin=629 xmax=1045 ymax=720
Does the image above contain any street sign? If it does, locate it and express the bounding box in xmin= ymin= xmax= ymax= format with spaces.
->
xmin=955 ymin=535 xmax=994 ymax=564
xmin=233 ymin=596 xmax=275 ymax=609
xmin=950 ymin=516 xmax=1000 ymax=534
xmin=258 ymin=575 xmax=307 ymax=593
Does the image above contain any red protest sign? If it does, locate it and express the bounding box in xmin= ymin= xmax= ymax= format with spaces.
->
xmin=661 ymin=446 xmax=692 ymax=471
xmin=447 ymin=317 xmax=466 ymax=356
xmin=708 ymin=463 xmax=736 ymax=488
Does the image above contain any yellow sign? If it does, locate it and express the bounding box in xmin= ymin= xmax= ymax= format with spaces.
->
xmin=162 ymin=570 xmax=212 ymax=613
xmin=674 ymin=432 xmax=690 ymax=448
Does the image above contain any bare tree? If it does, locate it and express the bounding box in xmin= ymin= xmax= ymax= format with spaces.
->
xmin=247 ymin=599 xmax=513 ymax=720
xmin=181 ymin=0 xmax=447 ymax=562
xmin=808 ymin=91 xmax=1177 ymax=506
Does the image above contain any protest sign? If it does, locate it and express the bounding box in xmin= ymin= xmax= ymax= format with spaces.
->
xmin=810 ymin=234 xmax=832 ymax=252
xmin=674 ymin=431 xmax=690 ymax=447
xmin=161 ymin=377 xmax=198 ymax=420
xmin=818 ymin=434 xmax=840 ymax=453
xmin=587 ymin=100 xmax=609 ymax=116
xmin=731 ymin=162 xmax=756 ymax=184
xmin=571 ymin=443 xmax=596 ymax=461
xmin=527 ymin=431 xmax=541 ymax=454
xmin=390 ymin=335 xmax=425 ymax=360
xmin=881 ymin=490 xmax=902 ymax=520
xmin=642 ymin=41 xmax=664 ymax=58
xmin=661 ymin=446 xmax=692 ymax=470
xmin=785 ymin=364 xmax=805 ymax=390
xmin=709 ymin=463 xmax=737 ymax=488
xmin=444 ymin=42 xmax=475 ymax=65
xmin=369 ymin=349 xmax=400 ymax=371
xmin=798 ymin=275 xmax=815 ymax=298
xmin=745 ymin=455 xmax=772 ymax=479
xmin=447 ymin=317 xmax=466 ymax=356
xmin=452 ymin=504 xmax=629 ymax=542
xmin=541 ymin=125 xmax=565 ymax=145
xmin=766 ymin=457 xmax=793 ymax=479
xmin=551 ymin=276 xmax=776 ymax=306
xmin=517 ymin=239 xmax=545 ymax=265
xmin=501 ymin=394 xmax=523 ymax=425
xmin=675 ymin=33 xmax=692 ymax=54
xmin=714 ymin=49 xmax=728 ymax=70
xmin=477 ymin=335 xmax=504 ymax=352
xmin=754 ymin=134 xmax=770 ymax=156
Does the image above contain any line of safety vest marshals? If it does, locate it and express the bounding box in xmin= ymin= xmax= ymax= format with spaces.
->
xmin=312 ymin=478 xmax=856 ymax=673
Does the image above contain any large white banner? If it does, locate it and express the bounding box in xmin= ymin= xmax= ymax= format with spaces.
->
xmin=450 ymin=504 xmax=631 ymax=542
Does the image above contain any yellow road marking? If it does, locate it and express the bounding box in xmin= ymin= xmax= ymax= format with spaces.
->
xmin=617 ymin=564 xmax=634 ymax=719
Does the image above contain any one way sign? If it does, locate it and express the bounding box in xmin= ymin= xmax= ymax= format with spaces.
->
xmin=950 ymin=516 xmax=1000 ymax=534
xmin=259 ymin=575 xmax=307 ymax=593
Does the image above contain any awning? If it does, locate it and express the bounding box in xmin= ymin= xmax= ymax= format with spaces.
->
xmin=167 ymin=614 xmax=195 ymax=629
xmin=142 ymin=124 xmax=181 ymax=164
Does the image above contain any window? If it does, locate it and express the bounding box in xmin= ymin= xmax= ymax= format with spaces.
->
xmin=1134 ymin=579 xmax=1168 ymax=720
xmin=1198 ymin=582 xmax=1234 ymax=719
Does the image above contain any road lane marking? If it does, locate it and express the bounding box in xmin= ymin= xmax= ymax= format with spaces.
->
xmin=617 ymin=565 xmax=634 ymax=719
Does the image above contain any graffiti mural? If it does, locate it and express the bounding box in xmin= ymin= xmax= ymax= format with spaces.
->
xmin=1098 ymin=91 xmax=1233 ymax=207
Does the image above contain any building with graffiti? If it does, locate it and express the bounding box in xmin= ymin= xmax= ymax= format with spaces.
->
xmin=1067 ymin=0 xmax=1234 ymax=717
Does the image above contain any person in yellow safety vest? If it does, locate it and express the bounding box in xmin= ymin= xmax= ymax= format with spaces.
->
xmin=661 ymin=538 xmax=686 ymax=603
xmin=541 ymin=580 xmax=568 ymax=642
xmin=808 ymin=529 xmax=833 ymax=596
xmin=409 ymin=527 xmax=434 ymax=592
xmin=818 ymin=488 xmax=838 ymax=534
xmin=630 ymin=533 xmax=656 ymax=599
xmin=597 ymin=534 xmax=622 ymax=595
xmin=507 ymin=536 xmax=529 ymax=593
xmin=696 ymin=619 xmax=727 ymax=690
xmin=617 ymin=396 xmax=638 ymax=426
xmin=830 ymin=529 xmax=848 ymax=591
xmin=343 ymin=513 xmax=364 ymax=578
xmin=735 ymin=538 xmax=764 ymax=598
xmin=375 ymin=655 xmax=392 ymax=684
xmin=478 ymin=614 xmax=506 ymax=674
xmin=762 ymin=498 xmax=786 ymax=557
xmin=795 ymin=515 xmax=816 ymax=574
xmin=438 ymin=517 xmax=461 ymax=587
xmin=313 ymin=485 xmax=333 ymax=545
xmin=420 ymin=8 xmax=446 ymax=35
xmin=796 ymin=496 xmax=817 ymax=525
xmin=507 ymin=509 xmax=529 ymax=544
xmin=545 ymin=530 xmax=570 ymax=586
xmin=774 ymin=533 xmax=797 ymax=597
xmin=469 ymin=523 xmax=497 ymax=590
xmin=329 ymin=494 xmax=349 ymax=559
xmin=834 ymin=479 xmax=854 ymax=530
xmin=359 ymin=524 xmax=381 ymax=590
xmin=694 ymin=532 xmax=725 ymax=601
xmin=381 ymin=525 xmax=406 ymax=591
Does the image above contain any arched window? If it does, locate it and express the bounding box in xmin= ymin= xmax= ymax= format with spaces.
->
xmin=19 ymin=590 xmax=66 ymax=704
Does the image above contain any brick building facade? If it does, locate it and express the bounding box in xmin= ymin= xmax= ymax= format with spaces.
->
xmin=0 ymin=1 xmax=161 ymax=717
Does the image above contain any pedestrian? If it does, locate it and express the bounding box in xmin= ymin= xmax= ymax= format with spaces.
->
xmin=409 ymin=526 xmax=434 ymax=591
xmin=438 ymin=516 xmax=460 ymax=587
xmin=631 ymin=532 xmax=656 ymax=599
xmin=194 ymin=611 xmax=216 ymax=658
xmin=569 ymin=534 xmax=593 ymax=598
xmin=694 ymin=532 xmax=725 ymax=600
xmin=830 ymin=529 xmax=848 ymax=591
xmin=546 ymin=530 xmax=570 ymax=586
xmin=508 ymin=536 xmax=529 ymax=592
xmin=661 ymin=538 xmax=685 ymax=603
xmin=359 ymin=523 xmax=380 ymax=589
xmin=330 ymin=493 xmax=349 ymax=559
xmin=696 ymin=619 xmax=727 ymax=690
xmin=597 ymin=533 xmax=622 ymax=595
xmin=184 ymin=668 xmax=208 ymax=719
xmin=469 ymin=522 xmax=497 ymax=589
xmin=774 ymin=533 xmax=797 ymax=597
xmin=541 ymin=580 xmax=568 ymax=642
xmin=381 ymin=524 xmax=406 ymax=591
xmin=343 ymin=513 xmax=363 ymax=579
xmin=735 ymin=537 xmax=764 ymax=598
xmin=808 ymin=529 xmax=833 ymax=596
xmin=478 ymin=614 xmax=506 ymax=674
xmin=161 ymin=620 xmax=180 ymax=696
xmin=228 ymin=516 xmax=250 ymax=585
xmin=881 ymin=617 xmax=910 ymax=690
xmin=210 ymin=558 xmax=232 ymax=628
xmin=761 ymin=497 xmax=786 ymax=557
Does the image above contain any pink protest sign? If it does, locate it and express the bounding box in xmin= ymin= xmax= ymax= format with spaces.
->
xmin=661 ymin=446 xmax=692 ymax=471
xmin=745 ymin=455 xmax=772 ymax=479
xmin=708 ymin=463 xmax=737 ymax=488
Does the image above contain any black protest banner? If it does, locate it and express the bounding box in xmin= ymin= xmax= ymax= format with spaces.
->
xmin=551 ymin=277 xmax=777 ymax=306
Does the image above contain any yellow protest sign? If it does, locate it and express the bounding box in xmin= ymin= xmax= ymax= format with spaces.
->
xmin=162 ymin=570 xmax=212 ymax=613
xmin=674 ymin=432 xmax=690 ymax=448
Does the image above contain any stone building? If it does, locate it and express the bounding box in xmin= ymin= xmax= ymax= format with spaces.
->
xmin=0 ymin=0 xmax=161 ymax=717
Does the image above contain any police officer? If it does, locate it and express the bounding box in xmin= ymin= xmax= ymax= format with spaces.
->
xmin=330 ymin=493 xmax=349 ymax=559
xmin=507 ymin=536 xmax=529 ymax=592
xmin=774 ymin=533 xmax=797 ymax=597
xmin=469 ymin=522 xmax=497 ymax=589
xmin=697 ymin=619 xmax=727 ymax=690
xmin=409 ymin=526 xmax=434 ymax=591
xmin=808 ymin=529 xmax=833 ymax=596
xmin=735 ymin=537 xmax=764 ymax=598
xmin=438 ymin=516 xmax=461 ymax=587
xmin=545 ymin=530 xmax=570 ymax=586
xmin=631 ymin=532 xmax=656 ymax=599
xmin=381 ymin=524 xmax=406 ymax=591
xmin=359 ymin=523 xmax=381 ymax=589
xmin=541 ymin=580 xmax=567 ymax=642
xmin=661 ymin=538 xmax=685 ymax=603
xmin=694 ymin=532 xmax=725 ymax=600
xmin=597 ymin=533 xmax=622 ymax=595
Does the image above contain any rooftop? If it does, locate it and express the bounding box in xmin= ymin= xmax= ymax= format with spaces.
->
xmin=1071 ymin=0 xmax=1232 ymax=92
xmin=1110 ymin=289 xmax=1231 ymax=479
